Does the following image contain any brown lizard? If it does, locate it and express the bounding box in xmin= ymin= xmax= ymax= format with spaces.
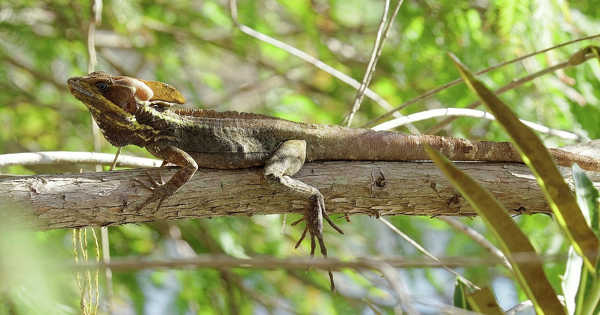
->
xmin=68 ymin=71 xmax=600 ymax=289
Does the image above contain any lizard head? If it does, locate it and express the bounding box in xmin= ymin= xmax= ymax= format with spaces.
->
xmin=68 ymin=71 xmax=154 ymax=114
xmin=68 ymin=71 xmax=156 ymax=147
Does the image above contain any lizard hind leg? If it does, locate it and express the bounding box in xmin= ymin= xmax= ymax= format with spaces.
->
xmin=264 ymin=140 xmax=343 ymax=290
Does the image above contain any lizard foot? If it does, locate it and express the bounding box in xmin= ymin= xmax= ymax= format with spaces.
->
xmin=133 ymin=171 xmax=173 ymax=212
xmin=291 ymin=193 xmax=343 ymax=290
xmin=291 ymin=194 xmax=344 ymax=246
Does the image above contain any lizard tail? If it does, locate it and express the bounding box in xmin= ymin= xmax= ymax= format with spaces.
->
xmin=306 ymin=128 xmax=600 ymax=172
xmin=548 ymin=148 xmax=600 ymax=171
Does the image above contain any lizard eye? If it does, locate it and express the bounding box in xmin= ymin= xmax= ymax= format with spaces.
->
xmin=95 ymin=82 xmax=109 ymax=91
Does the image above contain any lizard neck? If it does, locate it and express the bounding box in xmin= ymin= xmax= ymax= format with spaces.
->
xmin=90 ymin=106 xmax=156 ymax=147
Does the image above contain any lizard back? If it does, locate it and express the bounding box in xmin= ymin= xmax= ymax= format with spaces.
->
xmin=136 ymin=106 xmax=600 ymax=171
xmin=135 ymin=106 xmax=522 ymax=168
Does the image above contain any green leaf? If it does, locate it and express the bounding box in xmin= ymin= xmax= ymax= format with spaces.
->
xmin=572 ymin=165 xmax=600 ymax=315
xmin=466 ymin=287 xmax=504 ymax=315
xmin=453 ymin=279 xmax=471 ymax=310
xmin=573 ymin=164 xmax=600 ymax=232
xmin=426 ymin=145 xmax=566 ymax=314
xmin=449 ymin=53 xmax=600 ymax=272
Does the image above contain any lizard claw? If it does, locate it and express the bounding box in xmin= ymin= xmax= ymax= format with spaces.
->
xmin=292 ymin=193 xmax=343 ymax=291
xmin=134 ymin=171 xmax=165 ymax=191
xmin=292 ymin=194 xmax=343 ymax=249
xmin=133 ymin=171 xmax=172 ymax=212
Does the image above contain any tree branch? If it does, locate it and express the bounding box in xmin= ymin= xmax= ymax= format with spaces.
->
xmin=0 ymin=161 xmax=567 ymax=230
xmin=0 ymin=151 xmax=160 ymax=168
xmin=69 ymin=252 xmax=567 ymax=272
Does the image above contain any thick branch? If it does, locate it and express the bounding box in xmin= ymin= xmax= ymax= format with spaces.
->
xmin=0 ymin=161 xmax=568 ymax=229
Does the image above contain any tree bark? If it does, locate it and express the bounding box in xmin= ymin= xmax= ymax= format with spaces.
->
xmin=0 ymin=161 xmax=570 ymax=230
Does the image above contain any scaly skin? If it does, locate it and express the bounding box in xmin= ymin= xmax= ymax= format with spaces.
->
xmin=68 ymin=71 xmax=600 ymax=290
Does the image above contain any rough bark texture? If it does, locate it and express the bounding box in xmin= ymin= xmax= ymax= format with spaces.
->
xmin=0 ymin=161 xmax=571 ymax=230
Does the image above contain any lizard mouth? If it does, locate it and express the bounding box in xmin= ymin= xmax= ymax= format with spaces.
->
xmin=67 ymin=77 xmax=95 ymax=98
xmin=67 ymin=75 xmax=136 ymax=131
xmin=67 ymin=76 xmax=109 ymax=105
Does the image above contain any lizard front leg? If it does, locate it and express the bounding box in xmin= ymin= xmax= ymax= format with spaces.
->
xmin=135 ymin=145 xmax=198 ymax=212
xmin=264 ymin=140 xmax=343 ymax=290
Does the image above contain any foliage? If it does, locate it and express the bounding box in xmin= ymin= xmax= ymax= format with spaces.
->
xmin=2 ymin=0 xmax=600 ymax=313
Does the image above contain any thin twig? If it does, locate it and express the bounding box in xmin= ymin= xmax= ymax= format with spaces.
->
xmin=144 ymin=18 xmax=354 ymax=111
xmin=1 ymin=53 xmax=66 ymax=91
xmin=426 ymin=59 xmax=585 ymax=134
xmin=185 ymin=224 xmax=388 ymax=311
xmin=228 ymin=0 xmax=420 ymax=134
xmin=345 ymin=0 xmax=393 ymax=126
xmin=86 ymin=0 xmax=103 ymax=165
xmin=505 ymin=300 xmax=534 ymax=315
xmin=99 ymin=229 xmax=111 ymax=310
xmin=109 ymin=147 xmax=122 ymax=170
xmin=288 ymin=270 xmax=393 ymax=309
xmin=363 ymin=33 xmax=600 ymax=128
xmin=371 ymin=262 xmax=417 ymax=315
xmin=415 ymin=300 xmax=481 ymax=315
xmin=90 ymin=227 xmax=101 ymax=315
xmin=175 ymin=222 xmax=298 ymax=313
xmin=379 ymin=217 xmax=479 ymax=290
xmin=68 ymin=252 xmax=568 ymax=272
xmin=86 ymin=3 xmax=107 ymax=314
xmin=98 ymin=50 xmax=134 ymax=77
xmin=438 ymin=217 xmax=512 ymax=270
xmin=102 ymin=145 xmax=118 ymax=315
xmin=0 ymin=151 xmax=161 ymax=168
xmin=372 ymin=107 xmax=587 ymax=141
xmin=86 ymin=8 xmax=98 ymax=74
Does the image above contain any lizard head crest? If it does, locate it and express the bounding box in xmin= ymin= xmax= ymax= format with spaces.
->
xmin=68 ymin=71 xmax=161 ymax=147
xmin=69 ymin=71 xmax=186 ymax=112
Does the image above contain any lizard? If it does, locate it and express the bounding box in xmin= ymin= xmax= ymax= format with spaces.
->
xmin=68 ymin=71 xmax=600 ymax=289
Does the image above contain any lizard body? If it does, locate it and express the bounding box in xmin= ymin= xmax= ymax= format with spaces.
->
xmin=72 ymin=84 xmax=600 ymax=170
xmin=68 ymin=72 xmax=600 ymax=289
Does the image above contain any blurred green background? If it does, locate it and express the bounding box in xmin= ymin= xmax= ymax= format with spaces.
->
xmin=1 ymin=0 xmax=600 ymax=314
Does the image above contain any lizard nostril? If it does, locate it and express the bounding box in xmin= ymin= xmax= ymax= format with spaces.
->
xmin=67 ymin=78 xmax=78 ymax=86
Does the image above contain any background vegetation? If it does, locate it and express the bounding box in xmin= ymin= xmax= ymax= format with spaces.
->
xmin=1 ymin=0 xmax=600 ymax=314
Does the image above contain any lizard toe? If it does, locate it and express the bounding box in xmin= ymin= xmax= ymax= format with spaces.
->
xmin=133 ymin=177 xmax=173 ymax=212
xmin=309 ymin=233 xmax=316 ymax=256
xmin=323 ymin=208 xmax=344 ymax=235
xmin=294 ymin=226 xmax=308 ymax=249
xmin=133 ymin=171 xmax=164 ymax=192
xmin=133 ymin=178 xmax=155 ymax=192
